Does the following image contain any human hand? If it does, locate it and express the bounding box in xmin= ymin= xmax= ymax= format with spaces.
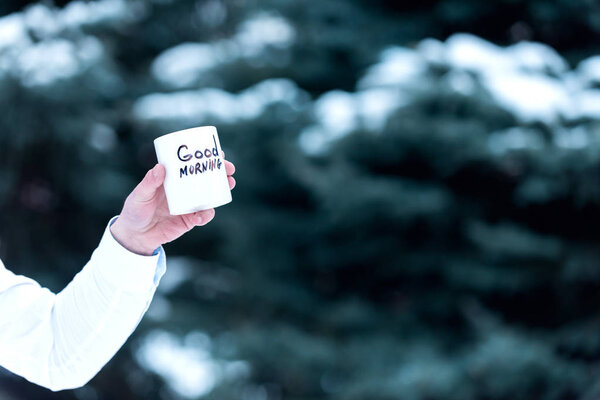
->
xmin=110 ymin=158 xmax=236 ymax=255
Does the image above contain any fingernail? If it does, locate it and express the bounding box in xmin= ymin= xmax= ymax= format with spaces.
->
xmin=152 ymin=165 xmax=158 ymax=179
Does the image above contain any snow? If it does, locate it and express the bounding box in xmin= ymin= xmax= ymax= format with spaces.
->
xmin=60 ymin=0 xmax=139 ymax=29
xmin=443 ymin=70 xmax=476 ymax=96
xmin=3 ymin=0 xmax=142 ymax=42
xmin=0 ymin=0 xmax=136 ymax=89
xmin=312 ymin=87 xmax=404 ymax=135
xmin=24 ymin=4 xmax=61 ymax=39
xmin=298 ymin=126 xmax=331 ymax=156
xmin=134 ymin=78 xmax=306 ymax=124
xmin=432 ymin=34 xmax=578 ymax=123
xmin=13 ymin=37 xmax=104 ymax=88
xmin=151 ymin=43 xmax=225 ymax=89
xmin=298 ymin=87 xmax=405 ymax=154
xmin=357 ymin=47 xmax=426 ymax=89
xmin=356 ymin=88 xmax=406 ymax=131
xmin=6 ymin=0 xmax=594 ymax=155
xmin=136 ymin=330 xmax=218 ymax=398
xmin=347 ymin=33 xmax=600 ymax=153
xmin=576 ymin=55 xmax=600 ymax=86
xmin=136 ymin=330 xmax=249 ymax=399
xmin=17 ymin=40 xmax=80 ymax=87
xmin=298 ymin=89 xmax=357 ymax=155
xmin=313 ymin=91 xmax=357 ymax=136
xmin=346 ymin=33 xmax=581 ymax=143
xmin=507 ymin=41 xmax=568 ymax=75
xmin=445 ymin=34 xmax=513 ymax=72
xmin=0 ymin=14 xmax=30 ymax=50
xmin=235 ymin=12 xmax=296 ymax=56
xmin=242 ymin=78 xmax=302 ymax=108
xmin=574 ymin=89 xmax=600 ymax=120
xmin=444 ymin=33 xmax=568 ymax=75
xmin=151 ymin=13 xmax=295 ymax=88
xmin=482 ymin=72 xmax=571 ymax=123
xmin=77 ymin=36 xmax=104 ymax=63
xmin=144 ymin=30 xmax=600 ymax=157
xmin=417 ymin=38 xmax=445 ymax=64
xmin=133 ymin=90 xmax=232 ymax=122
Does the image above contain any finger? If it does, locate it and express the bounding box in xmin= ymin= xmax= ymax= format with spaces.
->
xmin=132 ymin=164 xmax=166 ymax=203
xmin=228 ymin=176 xmax=236 ymax=190
xmin=193 ymin=209 xmax=215 ymax=226
xmin=181 ymin=213 xmax=198 ymax=231
xmin=225 ymin=160 xmax=235 ymax=175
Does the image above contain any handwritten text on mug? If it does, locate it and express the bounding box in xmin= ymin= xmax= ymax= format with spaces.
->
xmin=177 ymin=134 xmax=223 ymax=178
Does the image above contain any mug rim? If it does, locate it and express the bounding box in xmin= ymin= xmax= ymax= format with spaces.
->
xmin=153 ymin=125 xmax=217 ymax=146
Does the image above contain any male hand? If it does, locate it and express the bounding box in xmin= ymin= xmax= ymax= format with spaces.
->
xmin=110 ymin=159 xmax=236 ymax=255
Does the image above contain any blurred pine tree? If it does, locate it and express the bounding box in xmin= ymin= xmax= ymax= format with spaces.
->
xmin=0 ymin=1 xmax=599 ymax=400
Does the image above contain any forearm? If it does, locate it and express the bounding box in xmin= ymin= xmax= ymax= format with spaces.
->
xmin=45 ymin=271 xmax=154 ymax=390
xmin=0 ymin=217 xmax=166 ymax=391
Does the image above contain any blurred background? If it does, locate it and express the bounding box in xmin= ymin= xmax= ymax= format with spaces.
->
xmin=0 ymin=0 xmax=600 ymax=399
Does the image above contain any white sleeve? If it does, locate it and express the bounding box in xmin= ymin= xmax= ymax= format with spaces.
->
xmin=0 ymin=216 xmax=166 ymax=392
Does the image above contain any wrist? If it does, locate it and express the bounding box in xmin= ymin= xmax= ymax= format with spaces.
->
xmin=110 ymin=218 xmax=158 ymax=256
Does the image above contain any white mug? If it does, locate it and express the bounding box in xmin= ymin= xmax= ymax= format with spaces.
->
xmin=153 ymin=126 xmax=232 ymax=215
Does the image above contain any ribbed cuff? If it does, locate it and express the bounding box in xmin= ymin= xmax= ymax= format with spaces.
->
xmin=90 ymin=216 xmax=166 ymax=293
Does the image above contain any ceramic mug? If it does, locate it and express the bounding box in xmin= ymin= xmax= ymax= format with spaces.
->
xmin=154 ymin=126 xmax=232 ymax=215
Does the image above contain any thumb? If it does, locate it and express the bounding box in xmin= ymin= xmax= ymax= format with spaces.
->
xmin=132 ymin=164 xmax=166 ymax=202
